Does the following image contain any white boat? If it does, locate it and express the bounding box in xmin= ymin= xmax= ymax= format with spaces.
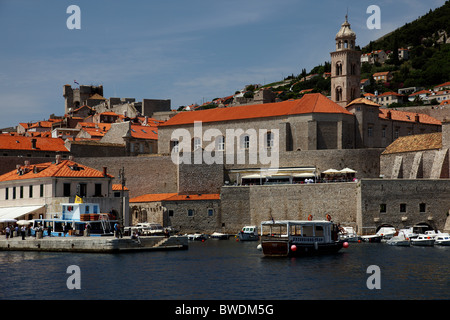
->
xmin=410 ymin=234 xmax=435 ymax=246
xmin=434 ymin=233 xmax=450 ymax=246
xmin=398 ymin=227 xmax=418 ymax=239
xmin=361 ymin=234 xmax=382 ymax=243
xmin=258 ymin=220 xmax=344 ymax=257
xmin=339 ymin=226 xmax=359 ymax=242
xmin=386 ymin=232 xmax=410 ymax=246
xmin=238 ymin=226 xmax=259 ymax=241
xmin=187 ymin=233 xmax=208 ymax=241
xmin=209 ymin=232 xmax=230 ymax=240
xmin=376 ymin=227 xmax=397 ymax=240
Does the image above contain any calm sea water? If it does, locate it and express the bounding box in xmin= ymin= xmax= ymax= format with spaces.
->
xmin=0 ymin=239 xmax=448 ymax=300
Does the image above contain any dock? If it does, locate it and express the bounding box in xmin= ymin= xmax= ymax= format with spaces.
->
xmin=0 ymin=235 xmax=188 ymax=253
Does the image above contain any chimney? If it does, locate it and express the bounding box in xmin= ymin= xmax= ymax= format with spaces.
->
xmin=387 ymin=110 xmax=392 ymax=119
xmin=103 ymin=167 xmax=107 ymax=176
xmin=24 ymin=160 xmax=30 ymax=167
xmin=69 ymin=155 xmax=74 ymax=161
xmin=55 ymin=154 xmax=61 ymax=164
xmin=31 ymin=138 xmax=37 ymax=149
xmin=415 ymin=113 xmax=420 ymax=122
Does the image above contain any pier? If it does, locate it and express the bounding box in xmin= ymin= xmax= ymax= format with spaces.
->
xmin=0 ymin=235 xmax=188 ymax=253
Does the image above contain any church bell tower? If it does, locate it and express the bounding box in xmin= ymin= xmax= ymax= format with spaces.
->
xmin=330 ymin=16 xmax=361 ymax=107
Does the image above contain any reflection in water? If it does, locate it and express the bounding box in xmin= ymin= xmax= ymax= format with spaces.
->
xmin=0 ymin=241 xmax=448 ymax=300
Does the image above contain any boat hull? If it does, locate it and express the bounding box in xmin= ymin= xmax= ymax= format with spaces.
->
xmin=411 ymin=239 xmax=434 ymax=246
xmin=238 ymin=232 xmax=259 ymax=241
xmin=261 ymin=240 xmax=343 ymax=257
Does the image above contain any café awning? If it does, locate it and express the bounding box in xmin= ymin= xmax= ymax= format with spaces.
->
xmin=0 ymin=206 xmax=44 ymax=222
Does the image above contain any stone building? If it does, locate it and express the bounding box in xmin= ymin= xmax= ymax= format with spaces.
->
xmin=63 ymin=84 xmax=105 ymax=114
xmin=380 ymin=119 xmax=449 ymax=179
xmin=346 ymin=98 xmax=441 ymax=149
xmin=0 ymin=158 xmax=128 ymax=224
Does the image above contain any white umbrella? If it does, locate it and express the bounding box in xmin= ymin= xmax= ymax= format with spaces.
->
xmin=0 ymin=219 xmax=17 ymax=223
xmin=16 ymin=220 xmax=33 ymax=226
xmin=323 ymin=169 xmax=340 ymax=174
xmin=340 ymin=168 xmax=357 ymax=173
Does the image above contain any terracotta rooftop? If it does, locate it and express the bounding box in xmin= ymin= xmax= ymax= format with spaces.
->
xmin=0 ymin=135 xmax=68 ymax=152
xmin=112 ymin=184 xmax=129 ymax=191
xmin=378 ymin=109 xmax=441 ymax=125
xmin=160 ymin=93 xmax=352 ymax=127
xmin=0 ymin=160 xmax=114 ymax=182
xmin=130 ymin=124 xmax=158 ymax=140
xmin=382 ymin=132 xmax=442 ymax=155
xmin=129 ymin=193 xmax=220 ymax=203
xmin=129 ymin=193 xmax=178 ymax=203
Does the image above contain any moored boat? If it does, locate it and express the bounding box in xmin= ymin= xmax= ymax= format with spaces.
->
xmin=187 ymin=233 xmax=208 ymax=241
xmin=339 ymin=226 xmax=359 ymax=242
xmin=386 ymin=232 xmax=410 ymax=246
xmin=209 ymin=232 xmax=230 ymax=240
xmin=258 ymin=219 xmax=344 ymax=257
xmin=434 ymin=233 xmax=450 ymax=246
xmin=31 ymin=202 xmax=117 ymax=237
xmin=238 ymin=226 xmax=259 ymax=241
xmin=410 ymin=234 xmax=435 ymax=246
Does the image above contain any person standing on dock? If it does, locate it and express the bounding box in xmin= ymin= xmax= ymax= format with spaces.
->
xmin=5 ymin=226 xmax=10 ymax=239
xmin=21 ymin=226 xmax=26 ymax=240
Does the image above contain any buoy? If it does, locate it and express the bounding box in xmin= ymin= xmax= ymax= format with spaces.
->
xmin=308 ymin=214 xmax=313 ymax=221
xmin=201 ymin=239 xmax=205 ymax=242
xmin=326 ymin=214 xmax=332 ymax=221
xmin=257 ymin=244 xmax=262 ymax=251
xmin=343 ymin=242 xmax=349 ymax=248
xmin=236 ymin=238 xmax=239 ymax=242
xmin=290 ymin=245 xmax=297 ymax=252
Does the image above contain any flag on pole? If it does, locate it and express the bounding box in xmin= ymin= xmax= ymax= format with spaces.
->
xmin=74 ymin=80 xmax=79 ymax=85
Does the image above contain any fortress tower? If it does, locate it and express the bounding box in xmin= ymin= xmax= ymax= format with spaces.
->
xmin=330 ymin=16 xmax=361 ymax=107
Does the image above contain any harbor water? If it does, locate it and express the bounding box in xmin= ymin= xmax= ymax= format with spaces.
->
xmin=0 ymin=239 xmax=449 ymax=300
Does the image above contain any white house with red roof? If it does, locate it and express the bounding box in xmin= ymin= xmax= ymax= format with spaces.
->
xmin=0 ymin=158 xmax=128 ymax=224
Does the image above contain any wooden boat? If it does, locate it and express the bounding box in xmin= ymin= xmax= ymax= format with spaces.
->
xmin=258 ymin=219 xmax=344 ymax=257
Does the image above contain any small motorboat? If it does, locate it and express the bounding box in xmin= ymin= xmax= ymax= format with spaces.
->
xmin=339 ymin=226 xmax=359 ymax=242
xmin=361 ymin=234 xmax=382 ymax=243
xmin=411 ymin=234 xmax=435 ymax=246
xmin=238 ymin=226 xmax=259 ymax=241
xmin=386 ymin=232 xmax=410 ymax=246
xmin=434 ymin=233 xmax=450 ymax=246
xmin=187 ymin=233 xmax=208 ymax=241
xmin=209 ymin=232 xmax=230 ymax=240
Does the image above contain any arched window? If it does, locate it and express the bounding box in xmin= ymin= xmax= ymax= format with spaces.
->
xmin=336 ymin=62 xmax=343 ymax=76
xmin=266 ymin=131 xmax=274 ymax=149
xmin=241 ymin=134 xmax=250 ymax=150
xmin=336 ymin=87 xmax=343 ymax=101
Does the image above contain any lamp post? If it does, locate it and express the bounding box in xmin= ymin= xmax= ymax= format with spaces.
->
xmin=118 ymin=167 xmax=126 ymax=232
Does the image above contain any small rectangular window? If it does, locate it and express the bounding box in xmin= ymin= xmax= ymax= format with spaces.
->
xmin=5 ymin=187 xmax=9 ymax=200
xmin=419 ymin=203 xmax=426 ymax=213
xmin=40 ymin=184 xmax=44 ymax=197
xmin=63 ymin=183 xmax=71 ymax=197
xmin=207 ymin=209 xmax=214 ymax=216
xmin=380 ymin=204 xmax=387 ymax=213
xmin=168 ymin=210 xmax=174 ymax=217
xmin=29 ymin=185 xmax=33 ymax=198
xmin=187 ymin=209 xmax=194 ymax=217
xmin=400 ymin=203 xmax=406 ymax=213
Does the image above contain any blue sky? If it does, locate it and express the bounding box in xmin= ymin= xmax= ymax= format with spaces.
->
xmin=0 ymin=0 xmax=446 ymax=129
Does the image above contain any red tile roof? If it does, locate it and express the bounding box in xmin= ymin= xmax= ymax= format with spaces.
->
xmin=129 ymin=193 xmax=220 ymax=202
xmin=378 ymin=109 xmax=441 ymax=125
xmin=0 ymin=135 xmax=68 ymax=152
xmin=112 ymin=184 xmax=129 ymax=191
xmin=0 ymin=160 xmax=114 ymax=182
xmin=164 ymin=194 xmax=220 ymax=201
xmin=130 ymin=124 xmax=158 ymax=140
xmin=130 ymin=193 xmax=178 ymax=203
xmin=160 ymin=93 xmax=352 ymax=127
